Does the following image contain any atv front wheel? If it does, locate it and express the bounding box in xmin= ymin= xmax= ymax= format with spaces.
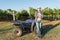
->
xmin=13 ymin=28 xmax=23 ymax=37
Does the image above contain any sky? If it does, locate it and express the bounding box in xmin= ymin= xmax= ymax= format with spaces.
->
xmin=0 ymin=0 xmax=60 ymax=11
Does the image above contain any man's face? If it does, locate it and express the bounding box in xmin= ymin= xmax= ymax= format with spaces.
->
xmin=37 ymin=8 xmax=41 ymax=12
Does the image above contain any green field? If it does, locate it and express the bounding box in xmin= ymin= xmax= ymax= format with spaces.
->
xmin=0 ymin=20 xmax=60 ymax=40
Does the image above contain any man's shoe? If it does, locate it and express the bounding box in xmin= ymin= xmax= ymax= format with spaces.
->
xmin=38 ymin=35 xmax=42 ymax=38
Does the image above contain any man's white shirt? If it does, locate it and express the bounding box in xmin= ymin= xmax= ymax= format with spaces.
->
xmin=37 ymin=13 xmax=42 ymax=21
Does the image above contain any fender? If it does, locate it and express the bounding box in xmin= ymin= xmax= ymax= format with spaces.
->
xmin=31 ymin=21 xmax=36 ymax=32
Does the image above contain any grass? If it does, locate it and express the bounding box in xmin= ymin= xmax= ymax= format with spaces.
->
xmin=0 ymin=20 xmax=60 ymax=40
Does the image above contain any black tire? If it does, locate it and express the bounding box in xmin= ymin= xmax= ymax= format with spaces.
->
xmin=13 ymin=28 xmax=23 ymax=37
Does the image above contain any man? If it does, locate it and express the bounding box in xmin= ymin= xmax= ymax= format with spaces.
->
xmin=34 ymin=7 xmax=43 ymax=37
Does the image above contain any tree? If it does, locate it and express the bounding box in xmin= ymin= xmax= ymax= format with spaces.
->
xmin=53 ymin=9 xmax=58 ymax=20
xmin=15 ymin=12 xmax=20 ymax=20
xmin=7 ymin=9 xmax=16 ymax=21
xmin=20 ymin=10 xmax=29 ymax=20
xmin=20 ymin=10 xmax=29 ymax=16
xmin=42 ymin=7 xmax=50 ymax=20
xmin=48 ymin=8 xmax=53 ymax=20
xmin=29 ymin=7 xmax=36 ymax=16
xmin=57 ymin=9 xmax=60 ymax=19
xmin=0 ymin=9 xmax=3 ymax=14
xmin=42 ymin=7 xmax=54 ymax=20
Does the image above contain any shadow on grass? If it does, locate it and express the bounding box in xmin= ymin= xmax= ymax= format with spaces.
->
xmin=41 ymin=22 xmax=60 ymax=38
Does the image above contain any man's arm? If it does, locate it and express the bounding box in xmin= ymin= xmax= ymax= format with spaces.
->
xmin=34 ymin=12 xmax=37 ymax=21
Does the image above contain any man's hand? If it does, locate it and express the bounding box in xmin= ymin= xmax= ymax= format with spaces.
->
xmin=37 ymin=16 xmax=42 ymax=19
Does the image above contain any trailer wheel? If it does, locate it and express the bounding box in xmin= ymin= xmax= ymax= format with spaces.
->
xmin=13 ymin=28 xmax=23 ymax=37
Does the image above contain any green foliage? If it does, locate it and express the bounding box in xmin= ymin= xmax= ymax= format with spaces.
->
xmin=20 ymin=10 xmax=29 ymax=16
xmin=0 ymin=7 xmax=60 ymax=21
xmin=29 ymin=7 xmax=37 ymax=16
xmin=17 ymin=10 xmax=29 ymax=20
xmin=42 ymin=7 xmax=53 ymax=15
xmin=15 ymin=12 xmax=21 ymax=20
xmin=0 ymin=9 xmax=3 ymax=14
xmin=42 ymin=7 xmax=60 ymax=20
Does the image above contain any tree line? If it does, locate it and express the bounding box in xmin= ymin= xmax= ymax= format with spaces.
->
xmin=0 ymin=7 xmax=60 ymax=21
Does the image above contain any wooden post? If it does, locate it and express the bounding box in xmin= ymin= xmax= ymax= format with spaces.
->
xmin=13 ymin=11 xmax=15 ymax=21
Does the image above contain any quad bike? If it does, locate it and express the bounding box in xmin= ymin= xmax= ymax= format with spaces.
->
xmin=13 ymin=19 xmax=37 ymax=37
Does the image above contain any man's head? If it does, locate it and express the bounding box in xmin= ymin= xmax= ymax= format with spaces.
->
xmin=37 ymin=7 xmax=41 ymax=12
